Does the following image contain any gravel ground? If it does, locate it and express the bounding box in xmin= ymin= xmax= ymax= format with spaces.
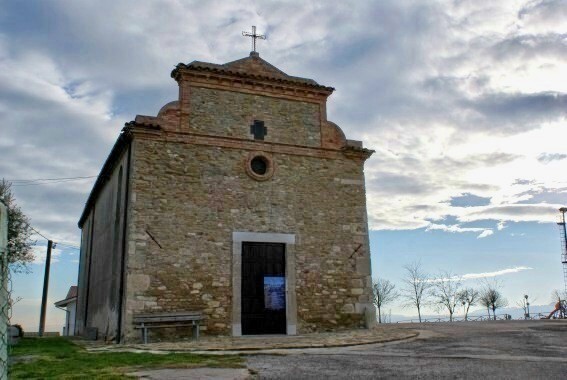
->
xmin=246 ymin=320 xmax=567 ymax=379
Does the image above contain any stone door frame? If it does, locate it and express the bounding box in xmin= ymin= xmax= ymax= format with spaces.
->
xmin=232 ymin=232 xmax=297 ymax=336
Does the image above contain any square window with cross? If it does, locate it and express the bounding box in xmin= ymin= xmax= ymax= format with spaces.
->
xmin=250 ymin=120 xmax=267 ymax=140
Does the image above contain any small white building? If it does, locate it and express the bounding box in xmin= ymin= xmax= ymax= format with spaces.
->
xmin=54 ymin=286 xmax=77 ymax=336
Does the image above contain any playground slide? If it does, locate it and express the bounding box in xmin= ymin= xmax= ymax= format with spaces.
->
xmin=545 ymin=302 xmax=563 ymax=319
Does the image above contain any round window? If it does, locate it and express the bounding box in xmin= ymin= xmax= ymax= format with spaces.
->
xmin=251 ymin=156 xmax=267 ymax=175
xmin=246 ymin=152 xmax=274 ymax=181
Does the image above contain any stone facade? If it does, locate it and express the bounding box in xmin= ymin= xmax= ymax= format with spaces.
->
xmin=188 ymin=87 xmax=321 ymax=146
xmin=77 ymin=52 xmax=375 ymax=343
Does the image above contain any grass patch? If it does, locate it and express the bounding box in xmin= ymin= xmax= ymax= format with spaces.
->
xmin=10 ymin=337 xmax=243 ymax=379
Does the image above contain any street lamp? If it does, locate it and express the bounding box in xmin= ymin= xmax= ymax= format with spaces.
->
xmin=524 ymin=294 xmax=530 ymax=319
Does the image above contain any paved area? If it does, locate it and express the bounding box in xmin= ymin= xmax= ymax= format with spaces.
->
xmin=247 ymin=320 xmax=567 ymax=379
xmin=87 ymin=327 xmax=417 ymax=353
xmin=128 ymin=368 xmax=251 ymax=379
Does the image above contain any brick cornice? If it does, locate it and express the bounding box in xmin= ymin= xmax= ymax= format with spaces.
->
xmin=174 ymin=68 xmax=333 ymax=103
xmin=129 ymin=126 xmax=374 ymax=161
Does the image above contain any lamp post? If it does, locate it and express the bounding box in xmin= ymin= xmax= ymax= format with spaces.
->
xmin=524 ymin=294 xmax=530 ymax=319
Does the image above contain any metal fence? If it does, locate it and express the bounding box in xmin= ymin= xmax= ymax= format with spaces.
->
xmin=0 ymin=201 xmax=9 ymax=380
xmin=395 ymin=309 xmax=567 ymax=324
xmin=396 ymin=314 xmax=513 ymax=324
xmin=0 ymin=266 xmax=10 ymax=380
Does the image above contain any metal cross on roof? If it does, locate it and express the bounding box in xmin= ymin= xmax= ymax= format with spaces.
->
xmin=242 ymin=25 xmax=266 ymax=53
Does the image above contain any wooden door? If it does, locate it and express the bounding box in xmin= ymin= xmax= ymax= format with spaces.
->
xmin=241 ymin=242 xmax=286 ymax=335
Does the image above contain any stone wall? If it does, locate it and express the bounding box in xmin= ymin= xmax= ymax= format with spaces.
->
xmin=186 ymin=87 xmax=322 ymax=147
xmin=123 ymin=136 xmax=373 ymax=341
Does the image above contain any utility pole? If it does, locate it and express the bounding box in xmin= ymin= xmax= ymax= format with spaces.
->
xmin=38 ymin=240 xmax=53 ymax=337
xmin=559 ymin=208 xmax=567 ymax=294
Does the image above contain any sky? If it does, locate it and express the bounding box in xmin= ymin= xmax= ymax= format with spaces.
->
xmin=1 ymin=0 xmax=566 ymax=332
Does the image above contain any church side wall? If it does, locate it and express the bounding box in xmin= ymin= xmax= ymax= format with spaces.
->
xmin=76 ymin=149 xmax=129 ymax=340
xmin=185 ymin=87 xmax=322 ymax=147
xmin=75 ymin=214 xmax=92 ymax=335
xmin=123 ymin=137 xmax=373 ymax=342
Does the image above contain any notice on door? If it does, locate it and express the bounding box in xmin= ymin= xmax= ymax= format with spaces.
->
xmin=264 ymin=276 xmax=285 ymax=310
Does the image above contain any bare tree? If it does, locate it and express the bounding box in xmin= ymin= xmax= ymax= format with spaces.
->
xmin=372 ymin=278 xmax=399 ymax=323
xmin=457 ymin=287 xmax=479 ymax=321
xmin=516 ymin=294 xmax=534 ymax=319
xmin=480 ymin=280 xmax=508 ymax=320
xmin=551 ymin=289 xmax=566 ymax=303
xmin=401 ymin=261 xmax=431 ymax=323
xmin=384 ymin=309 xmax=392 ymax=323
xmin=480 ymin=290 xmax=492 ymax=319
xmin=431 ymin=271 xmax=461 ymax=322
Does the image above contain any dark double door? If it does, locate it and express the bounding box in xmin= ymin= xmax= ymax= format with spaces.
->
xmin=241 ymin=242 xmax=286 ymax=335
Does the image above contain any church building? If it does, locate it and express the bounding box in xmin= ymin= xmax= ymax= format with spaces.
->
xmin=76 ymin=41 xmax=376 ymax=342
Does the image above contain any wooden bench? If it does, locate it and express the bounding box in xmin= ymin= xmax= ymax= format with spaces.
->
xmin=133 ymin=311 xmax=203 ymax=344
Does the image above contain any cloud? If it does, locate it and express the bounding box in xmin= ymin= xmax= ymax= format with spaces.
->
xmin=428 ymin=265 xmax=532 ymax=283
xmin=517 ymin=186 xmax=567 ymax=205
xmin=31 ymin=245 xmax=63 ymax=265
xmin=518 ymin=0 xmax=567 ymax=33
xmin=369 ymin=172 xmax=439 ymax=196
xmin=490 ymin=33 xmax=567 ymax=63
xmin=425 ymin=224 xmax=478 ymax=234
xmin=450 ymin=193 xmax=492 ymax=208
xmin=461 ymin=266 xmax=534 ymax=280
xmin=461 ymin=92 xmax=567 ymax=134
xmin=538 ymin=153 xmax=567 ymax=163
xmin=476 ymin=230 xmax=494 ymax=239
xmin=460 ymin=203 xmax=561 ymax=223
xmin=425 ymin=222 xmax=494 ymax=239
xmin=513 ymin=179 xmax=536 ymax=186
xmin=0 ymin=0 xmax=565 ymax=243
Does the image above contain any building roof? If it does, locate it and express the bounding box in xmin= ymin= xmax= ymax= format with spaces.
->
xmin=54 ymin=286 xmax=77 ymax=307
xmin=171 ymin=52 xmax=334 ymax=93
xmin=78 ymin=127 xmax=133 ymax=228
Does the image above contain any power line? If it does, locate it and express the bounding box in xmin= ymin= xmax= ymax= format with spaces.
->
xmin=55 ymin=242 xmax=80 ymax=250
xmin=29 ymin=226 xmax=80 ymax=250
xmin=7 ymin=175 xmax=97 ymax=183
xmin=8 ymin=176 xmax=98 ymax=187
xmin=29 ymin=225 xmax=49 ymax=241
xmin=12 ymin=180 xmax=91 ymax=187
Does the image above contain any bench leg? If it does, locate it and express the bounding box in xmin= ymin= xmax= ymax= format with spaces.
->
xmin=192 ymin=322 xmax=199 ymax=341
xmin=142 ymin=324 xmax=148 ymax=344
